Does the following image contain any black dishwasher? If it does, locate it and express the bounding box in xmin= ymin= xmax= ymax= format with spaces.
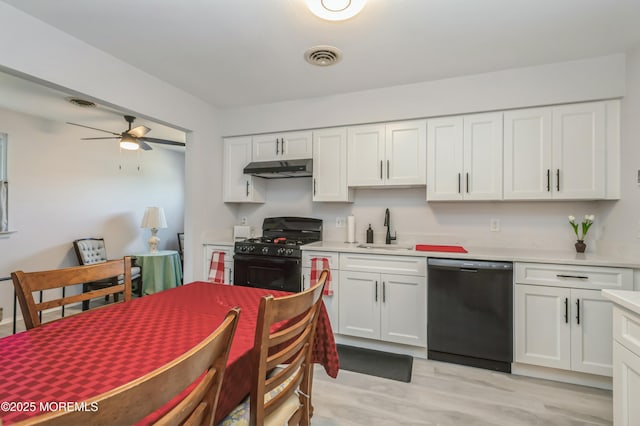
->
xmin=427 ymin=258 xmax=513 ymax=373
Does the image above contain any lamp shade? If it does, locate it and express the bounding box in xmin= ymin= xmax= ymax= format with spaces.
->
xmin=141 ymin=207 xmax=167 ymax=229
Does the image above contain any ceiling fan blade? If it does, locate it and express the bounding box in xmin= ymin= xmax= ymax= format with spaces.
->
xmin=138 ymin=140 xmax=153 ymax=151
xmin=139 ymin=137 xmax=186 ymax=147
xmin=128 ymin=125 xmax=151 ymax=138
xmin=81 ymin=137 xmax=120 ymax=140
xmin=67 ymin=122 xmax=120 ymax=136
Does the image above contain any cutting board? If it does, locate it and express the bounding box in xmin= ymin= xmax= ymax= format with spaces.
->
xmin=415 ymin=244 xmax=467 ymax=253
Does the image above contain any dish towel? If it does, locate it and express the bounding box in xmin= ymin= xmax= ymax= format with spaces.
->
xmin=208 ymin=251 xmax=226 ymax=284
xmin=310 ymin=257 xmax=332 ymax=296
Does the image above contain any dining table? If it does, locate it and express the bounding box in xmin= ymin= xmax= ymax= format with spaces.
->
xmin=0 ymin=281 xmax=340 ymax=425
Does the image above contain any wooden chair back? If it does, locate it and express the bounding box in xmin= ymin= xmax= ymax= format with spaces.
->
xmin=11 ymin=257 xmax=133 ymax=330
xmin=250 ymin=270 xmax=328 ymax=426
xmin=12 ymin=307 xmax=240 ymax=426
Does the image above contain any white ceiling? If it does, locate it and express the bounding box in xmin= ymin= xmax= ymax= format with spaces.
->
xmin=3 ymin=0 xmax=640 ymax=111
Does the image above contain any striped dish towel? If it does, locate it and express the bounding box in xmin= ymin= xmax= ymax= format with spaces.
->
xmin=310 ymin=257 xmax=332 ymax=296
xmin=208 ymin=251 xmax=226 ymax=284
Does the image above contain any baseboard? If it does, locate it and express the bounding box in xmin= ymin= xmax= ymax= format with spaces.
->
xmin=511 ymin=363 xmax=612 ymax=390
xmin=333 ymin=334 xmax=429 ymax=359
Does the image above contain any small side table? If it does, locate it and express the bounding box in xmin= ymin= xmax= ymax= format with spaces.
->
xmin=133 ymin=250 xmax=182 ymax=295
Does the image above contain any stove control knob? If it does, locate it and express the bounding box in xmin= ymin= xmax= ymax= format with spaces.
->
xmin=247 ymin=246 xmax=255 ymax=252
xmin=239 ymin=246 xmax=246 ymax=252
xmin=262 ymin=247 xmax=269 ymax=255
xmin=277 ymin=248 xmax=286 ymax=255
xmin=286 ymin=248 xmax=294 ymax=256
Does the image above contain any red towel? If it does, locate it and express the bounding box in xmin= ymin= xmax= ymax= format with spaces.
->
xmin=415 ymin=244 xmax=467 ymax=253
xmin=208 ymin=251 xmax=226 ymax=284
xmin=310 ymin=257 xmax=332 ymax=296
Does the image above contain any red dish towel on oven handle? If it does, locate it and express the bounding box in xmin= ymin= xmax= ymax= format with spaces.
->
xmin=310 ymin=257 xmax=332 ymax=296
xmin=208 ymin=251 xmax=226 ymax=284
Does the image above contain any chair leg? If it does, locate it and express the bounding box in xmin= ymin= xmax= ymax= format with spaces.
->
xmin=82 ymin=283 xmax=90 ymax=311
xmin=114 ymin=293 xmax=119 ymax=303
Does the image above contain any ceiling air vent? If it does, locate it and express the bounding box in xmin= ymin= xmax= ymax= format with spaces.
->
xmin=304 ymin=45 xmax=343 ymax=67
xmin=66 ymin=97 xmax=96 ymax=108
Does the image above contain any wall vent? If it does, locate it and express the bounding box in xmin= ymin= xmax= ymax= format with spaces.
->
xmin=304 ymin=45 xmax=343 ymax=66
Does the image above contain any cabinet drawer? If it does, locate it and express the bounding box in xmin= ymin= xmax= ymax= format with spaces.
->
xmin=515 ymin=263 xmax=632 ymax=290
xmin=302 ymin=251 xmax=339 ymax=270
xmin=340 ymin=253 xmax=426 ymax=276
xmin=613 ymin=306 xmax=640 ymax=358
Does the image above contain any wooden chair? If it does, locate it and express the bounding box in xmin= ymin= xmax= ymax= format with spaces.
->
xmin=73 ymin=237 xmax=143 ymax=304
xmin=12 ymin=308 xmax=241 ymax=426
xmin=220 ymin=270 xmax=328 ymax=426
xmin=11 ymin=258 xmax=133 ymax=330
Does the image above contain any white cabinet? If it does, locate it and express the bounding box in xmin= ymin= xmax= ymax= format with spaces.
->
xmin=427 ymin=112 xmax=503 ymax=201
xmin=301 ymin=251 xmax=340 ymax=333
xmin=312 ymin=127 xmax=353 ymax=202
xmin=203 ymin=244 xmax=234 ymax=284
xmin=338 ymin=253 xmax=427 ymax=347
xmin=504 ymin=101 xmax=613 ymax=200
xmin=514 ymin=263 xmax=633 ymax=377
xmin=347 ymin=120 xmax=426 ymax=187
xmin=612 ymin=306 xmax=640 ymax=425
xmin=252 ymin=131 xmax=313 ymax=161
xmin=222 ymin=137 xmax=266 ymax=203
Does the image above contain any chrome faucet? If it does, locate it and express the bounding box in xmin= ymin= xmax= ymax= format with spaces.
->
xmin=384 ymin=208 xmax=397 ymax=244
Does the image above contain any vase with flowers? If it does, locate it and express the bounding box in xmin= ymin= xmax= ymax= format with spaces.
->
xmin=568 ymin=214 xmax=594 ymax=253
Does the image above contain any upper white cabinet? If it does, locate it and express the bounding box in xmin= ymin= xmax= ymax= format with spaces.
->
xmin=347 ymin=120 xmax=426 ymax=187
xmin=223 ymin=136 xmax=266 ymax=203
xmin=504 ymin=101 xmax=616 ymax=200
xmin=427 ymin=112 xmax=503 ymax=201
xmin=252 ymin=131 xmax=313 ymax=161
xmin=312 ymin=127 xmax=353 ymax=202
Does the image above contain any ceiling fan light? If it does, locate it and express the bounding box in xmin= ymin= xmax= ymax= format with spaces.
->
xmin=120 ymin=135 xmax=140 ymax=151
xmin=305 ymin=0 xmax=367 ymax=21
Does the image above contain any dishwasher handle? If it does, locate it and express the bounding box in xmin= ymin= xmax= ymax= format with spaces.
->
xmin=428 ymin=258 xmax=513 ymax=271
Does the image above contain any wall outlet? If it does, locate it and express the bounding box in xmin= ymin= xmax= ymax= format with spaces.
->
xmin=490 ymin=218 xmax=500 ymax=232
xmin=240 ymin=217 xmax=247 ymax=225
xmin=336 ymin=217 xmax=346 ymax=228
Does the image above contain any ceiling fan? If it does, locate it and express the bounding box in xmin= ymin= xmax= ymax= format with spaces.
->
xmin=67 ymin=115 xmax=185 ymax=151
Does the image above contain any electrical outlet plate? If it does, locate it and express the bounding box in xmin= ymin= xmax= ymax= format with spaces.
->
xmin=241 ymin=217 xmax=247 ymax=225
xmin=336 ymin=217 xmax=346 ymax=228
xmin=490 ymin=218 xmax=500 ymax=232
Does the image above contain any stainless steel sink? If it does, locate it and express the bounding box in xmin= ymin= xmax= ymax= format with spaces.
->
xmin=356 ymin=243 xmax=413 ymax=250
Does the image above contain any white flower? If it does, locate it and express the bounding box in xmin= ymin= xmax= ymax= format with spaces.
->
xmin=568 ymin=215 xmax=575 ymax=222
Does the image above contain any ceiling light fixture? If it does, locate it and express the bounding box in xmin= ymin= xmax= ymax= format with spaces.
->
xmin=305 ymin=0 xmax=367 ymax=21
xmin=119 ymin=134 xmax=140 ymax=151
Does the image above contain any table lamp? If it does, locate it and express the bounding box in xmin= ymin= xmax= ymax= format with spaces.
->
xmin=141 ymin=206 xmax=167 ymax=253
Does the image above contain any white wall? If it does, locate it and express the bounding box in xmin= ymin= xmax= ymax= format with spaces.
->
xmin=221 ymin=53 xmax=640 ymax=255
xmin=0 ymin=107 xmax=185 ymax=324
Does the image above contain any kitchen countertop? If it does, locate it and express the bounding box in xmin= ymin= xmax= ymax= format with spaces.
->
xmin=602 ymin=289 xmax=640 ymax=315
xmin=302 ymin=241 xmax=640 ymax=269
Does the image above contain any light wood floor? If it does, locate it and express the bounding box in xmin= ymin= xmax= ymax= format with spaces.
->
xmin=3 ymin=308 xmax=612 ymax=425
xmin=311 ymin=359 xmax=612 ymax=426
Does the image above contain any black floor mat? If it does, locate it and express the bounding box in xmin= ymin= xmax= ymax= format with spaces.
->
xmin=337 ymin=344 xmax=413 ymax=383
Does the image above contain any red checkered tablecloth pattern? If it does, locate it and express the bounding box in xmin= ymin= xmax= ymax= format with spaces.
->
xmin=0 ymin=282 xmax=339 ymax=425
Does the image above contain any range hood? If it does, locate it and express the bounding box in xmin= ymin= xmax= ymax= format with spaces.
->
xmin=243 ymin=159 xmax=313 ymax=179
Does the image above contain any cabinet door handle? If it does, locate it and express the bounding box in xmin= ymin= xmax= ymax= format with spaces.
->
xmin=466 ymin=172 xmax=469 ymax=193
xmin=458 ymin=173 xmax=461 ymax=193
xmin=281 ymin=138 xmax=285 ymax=154
xmin=576 ymin=299 xmax=580 ymax=325
xmin=380 ymin=161 xmax=383 ymax=179
xmin=387 ymin=160 xmax=390 ymax=179
xmin=556 ymin=274 xmax=589 ymax=280
xmin=276 ymin=138 xmax=280 ymax=155
xmin=556 ymin=169 xmax=560 ymax=191
xmin=313 ymin=178 xmax=317 ymax=195
xmin=375 ymin=281 xmax=378 ymax=302
xmin=382 ymin=281 xmax=386 ymax=303
xmin=546 ymin=169 xmax=550 ymax=192
xmin=564 ymin=297 xmax=568 ymax=323
xmin=246 ymin=180 xmax=250 ymax=196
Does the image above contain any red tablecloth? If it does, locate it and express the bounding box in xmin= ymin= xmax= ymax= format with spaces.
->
xmin=0 ymin=282 xmax=339 ymax=425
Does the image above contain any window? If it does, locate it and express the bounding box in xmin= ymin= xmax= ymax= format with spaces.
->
xmin=0 ymin=133 xmax=7 ymax=232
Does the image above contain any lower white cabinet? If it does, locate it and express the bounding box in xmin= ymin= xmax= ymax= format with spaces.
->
xmin=514 ymin=262 xmax=633 ymax=377
xmin=301 ymin=251 xmax=340 ymax=333
xmin=203 ymin=244 xmax=234 ymax=284
xmin=338 ymin=254 xmax=427 ymax=347
xmin=515 ymin=285 xmax=613 ymax=376
xmin=612 ymin=305 xmax=640 ymax=425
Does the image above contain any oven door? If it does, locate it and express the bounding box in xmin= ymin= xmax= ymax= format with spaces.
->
xmin=233 ymin=253 xmax=302 ymax=292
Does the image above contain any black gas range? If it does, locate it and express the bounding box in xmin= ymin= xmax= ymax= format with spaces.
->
xmin=233 ymin=217 xmax=322 ymax=292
